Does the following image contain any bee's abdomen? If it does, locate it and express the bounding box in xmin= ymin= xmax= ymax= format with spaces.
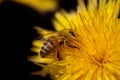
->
xmin=40 ymin=41 xmax=54 ymax=57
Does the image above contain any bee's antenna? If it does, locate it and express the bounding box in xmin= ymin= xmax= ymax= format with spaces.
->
xmin=34 ymin=36 xmax=46 ymax=41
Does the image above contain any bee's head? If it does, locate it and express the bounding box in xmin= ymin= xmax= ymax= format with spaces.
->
xmin=69 ymin=30 xmax=76 ymax=37
xmin=57 ymin=29 xmax=76 ymax=41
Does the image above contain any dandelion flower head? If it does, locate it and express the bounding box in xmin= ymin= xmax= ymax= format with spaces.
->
xmin=30 ymin=0 xmax=120 ymax=80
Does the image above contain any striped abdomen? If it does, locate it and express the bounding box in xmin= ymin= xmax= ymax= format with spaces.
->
xmin=40 ymin=36 xmax=58 ymax=57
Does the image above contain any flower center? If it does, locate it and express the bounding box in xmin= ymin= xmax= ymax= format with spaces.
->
xmin=90 ymin=53 xmax=108 ymax=67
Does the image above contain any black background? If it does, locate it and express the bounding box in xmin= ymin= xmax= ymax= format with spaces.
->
xmin=1 ymin=0 xmax=77 ymax=80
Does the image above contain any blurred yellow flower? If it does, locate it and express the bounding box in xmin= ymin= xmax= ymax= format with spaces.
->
xmin=30 ymin=0 xmax=120 ymax=80
xmin=12 ymin=0 xmax=58 ymax=13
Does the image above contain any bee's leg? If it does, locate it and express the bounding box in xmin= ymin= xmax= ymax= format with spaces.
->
xmin=57 ymin=50 xmax=61 ymax=61
xmin=66 ymin=41 xmax=79 ymax=49
xmin=34 ymin=35 xmax=46 ymax=40
xmin=56 ymin=43 xmax=63 ymax=61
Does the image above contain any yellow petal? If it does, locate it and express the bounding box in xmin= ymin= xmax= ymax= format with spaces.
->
xmin=12 ymin=0 xmax=58 ymax=13
xmin=53 ymin=10 xmax=77 ymax=31
xmin=34 ymin=26 xmax=55 ymax=36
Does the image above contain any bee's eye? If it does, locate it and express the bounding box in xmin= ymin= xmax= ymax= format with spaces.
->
xmin=69 ymin=31 xmax=76 ymax=37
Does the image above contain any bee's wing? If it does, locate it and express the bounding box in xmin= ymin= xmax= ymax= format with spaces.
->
xmin=34 ymin=26 xmax=55 ymax=35
xmin=34 ymin=26 xmax=56 ymax=40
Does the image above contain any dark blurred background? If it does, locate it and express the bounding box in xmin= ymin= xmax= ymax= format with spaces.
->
xmin=0 ymin=0 xmax=77 ymax=80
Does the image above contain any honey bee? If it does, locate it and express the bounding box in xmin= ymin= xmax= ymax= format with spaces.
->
xmin=40 ymin=35 xmax=62 ymax=57
xmin=40 ymin=30 xmax=78 ymax=60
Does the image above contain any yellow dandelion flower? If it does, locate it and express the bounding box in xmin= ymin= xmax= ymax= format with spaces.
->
xmin=12 ymin=0 xmax=58 ymax=13
xmin=29 ymin=0 xmax=120 ymax=80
